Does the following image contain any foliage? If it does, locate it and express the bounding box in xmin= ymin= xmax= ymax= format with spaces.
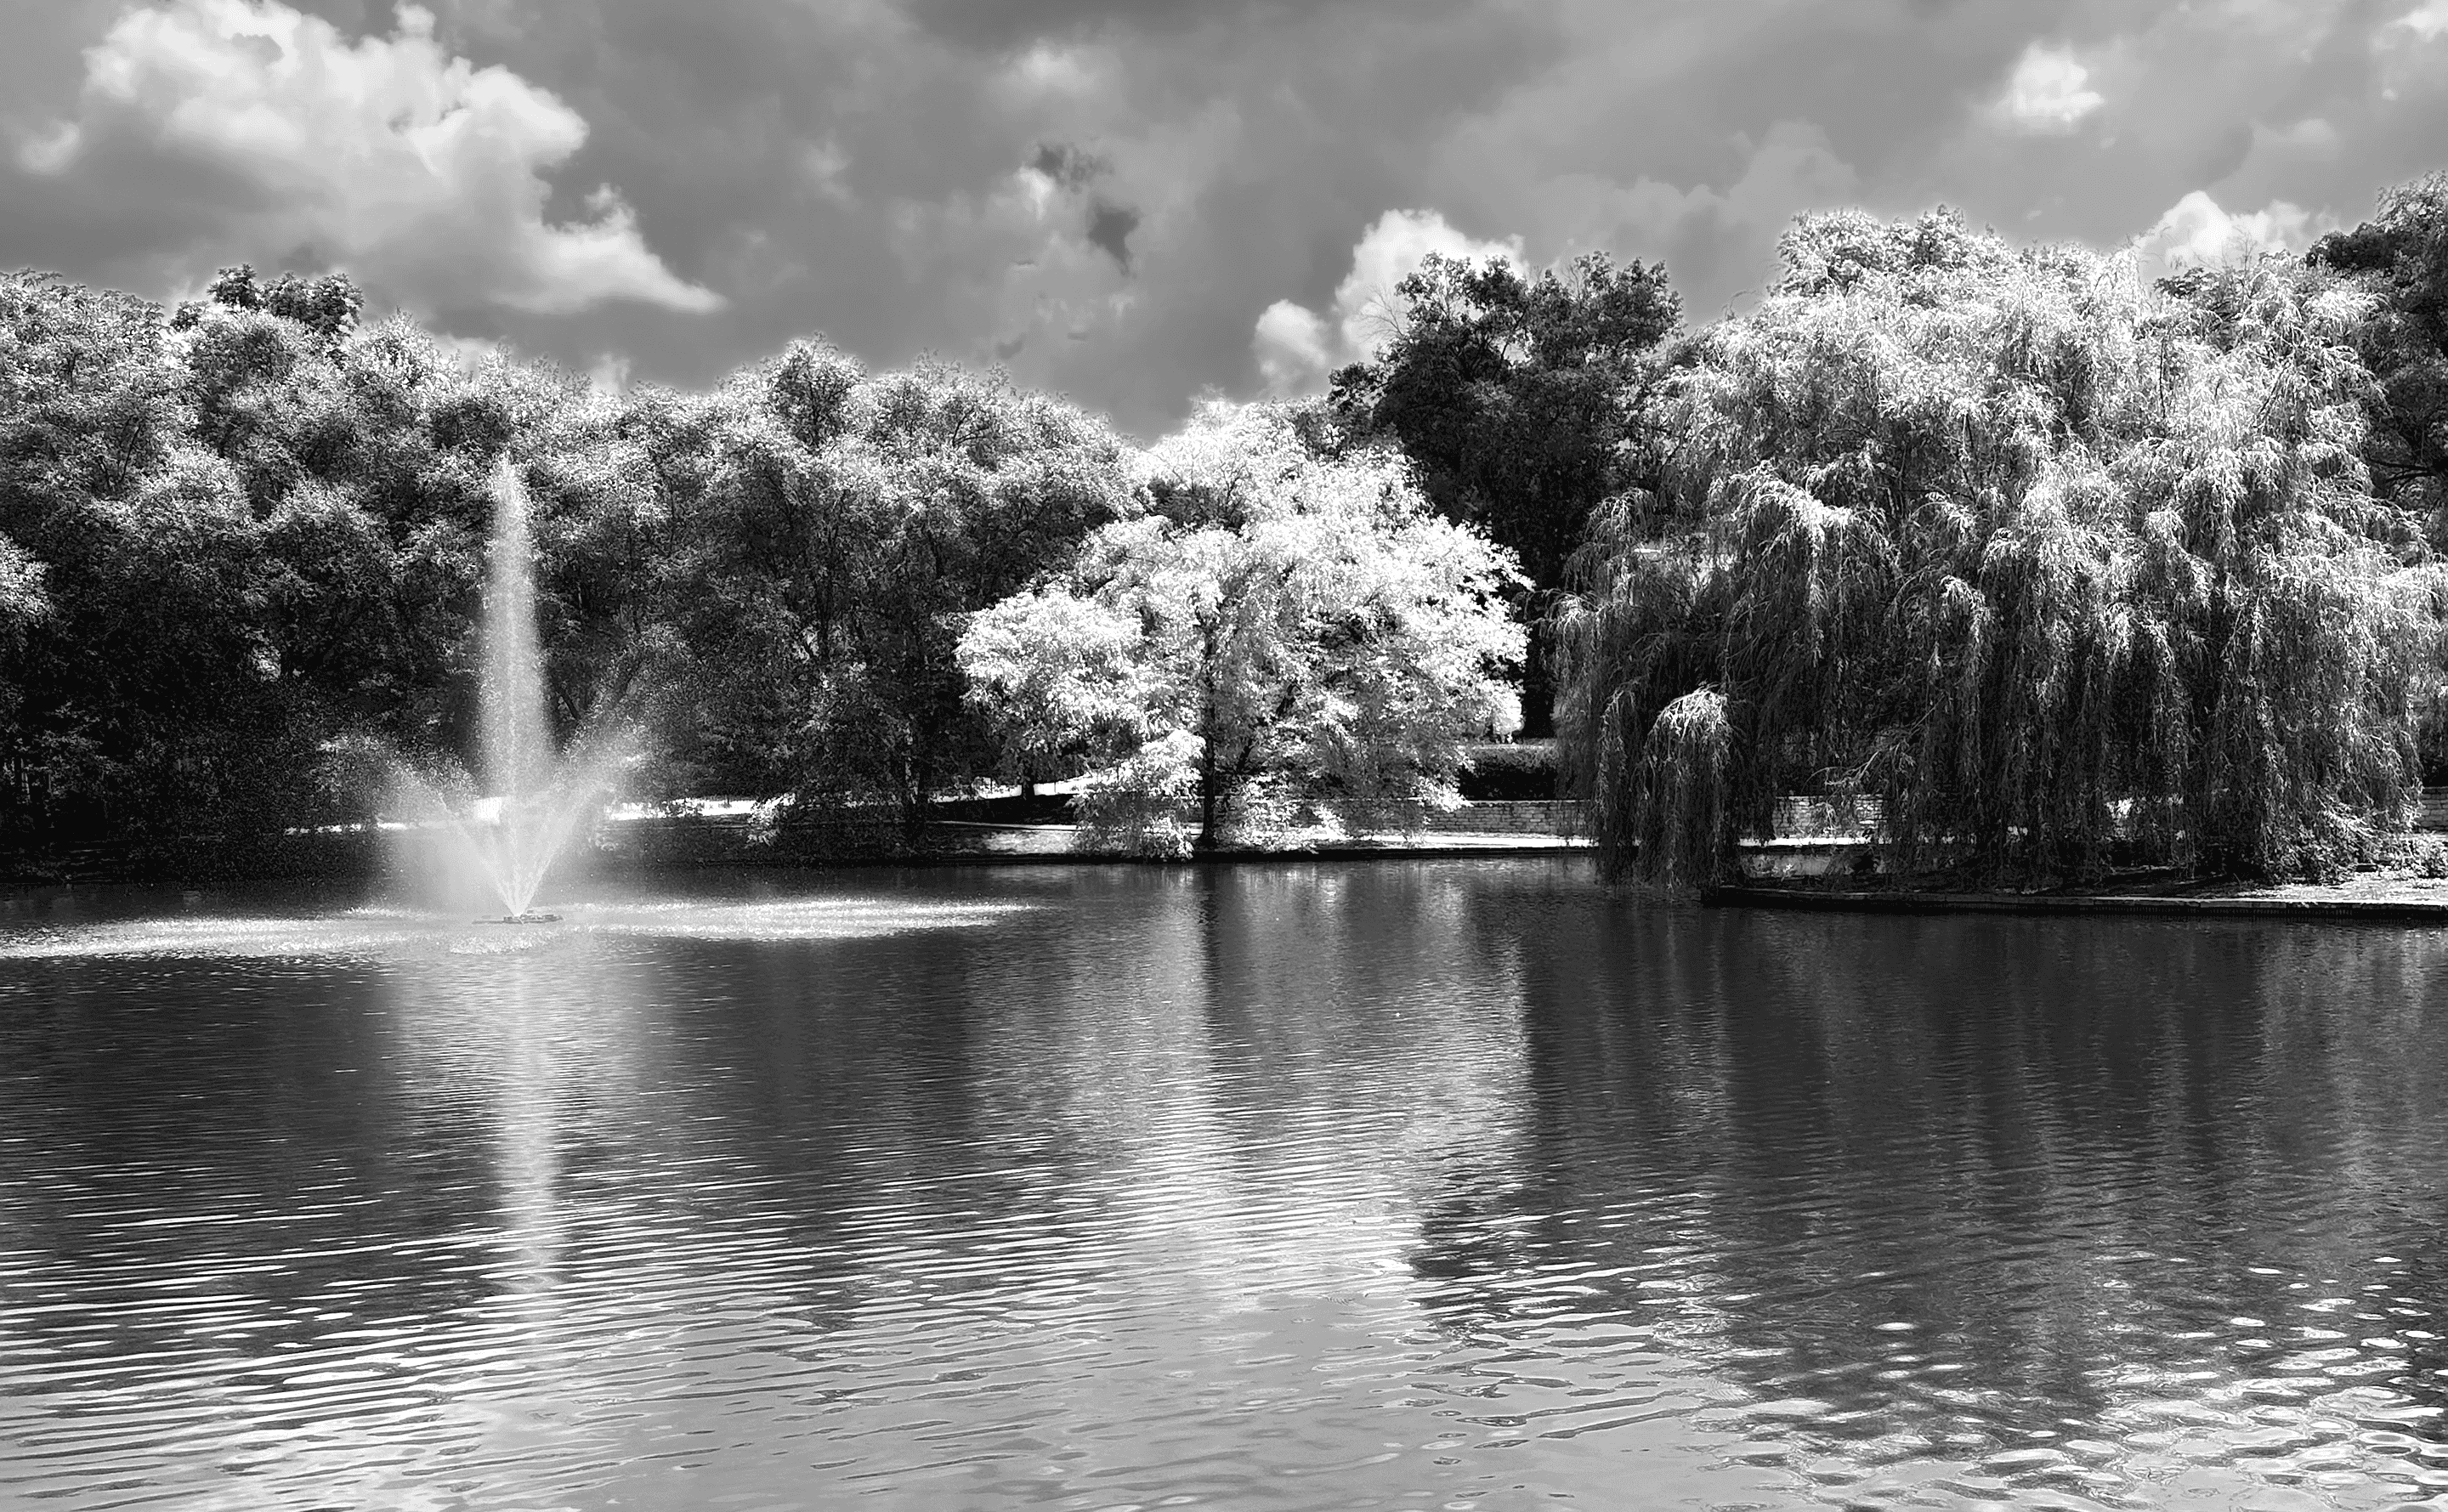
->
xmin=1454 ymin=739 xmax=1556 ymax=801
xmin=959 ymin=402 xmax=1527 ymax=849
xmin=1558 ymin=208 xmax=2429 ymax=887
xmin=17 ymin=174 xmax=2448 ymax=880
xmin=657 ymin=345 xmax=1142 ymax=840
xmin=0 ymin=259 xmax=1146 ymax=860
xmin=1630 ymin=688 xmax=1733 ymax=892
xmin=2308 ymin=174 xmax=2448 ymax=531
xmin=1329 ymin=250 xmax=1679 ymax=732
xmin=2307 ymin=178 xmax=2448 ymax=780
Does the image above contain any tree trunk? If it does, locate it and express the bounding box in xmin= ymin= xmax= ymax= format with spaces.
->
xmin=1198 ymin=739 xmax=1218 ymax=852
xmin=1521 ymin=619 xmax=1556 ymax=739
xmin=1197 ymin=625 xmax=1220 ymax=852
xmin=901 ymin=746 xmax=932 ymax=852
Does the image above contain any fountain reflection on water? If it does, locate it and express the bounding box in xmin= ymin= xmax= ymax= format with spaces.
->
xmin=390 ymin=463 xmax=626 ymax=921
xmin=10 ymin=864 xmax=2448 ymax=1508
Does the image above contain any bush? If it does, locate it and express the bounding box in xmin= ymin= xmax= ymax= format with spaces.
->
xmin=1074 ymin=730 xmax=1198 ymax=857
xmin=1456 ymin=739 xmax=1558 ymax=801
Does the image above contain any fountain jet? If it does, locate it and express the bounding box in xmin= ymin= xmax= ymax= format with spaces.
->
xmin=389 ymin=464 xmax=626 ymax=921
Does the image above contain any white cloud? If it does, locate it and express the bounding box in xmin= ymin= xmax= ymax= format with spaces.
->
xmin=1251 ymin=300 xmax=1332 ymax=395
xmin=1004 ymin=42 xmax=1102 ymax=99
xmin=1251 ymin=209 xmax=1522 ymax=397
xmin=2389 ymin=0 xmax=2448 ymax=42
xmin=800 ymin=139 xmax=853 ymax=205
xmin=1991 ymin=42 xmax=2105 ymax=134
xmin=884 ymin=158 xmax=1139 ymax=371
xmin=26 ymin=0 xmax=718 ymax=315
xmin=586 ymin=352 xmax=632 ymax=394
xmin=14 ymin=121 xmax=82 ymax=174
xmin=2134 ymin=190 xmax=2329 ymax=280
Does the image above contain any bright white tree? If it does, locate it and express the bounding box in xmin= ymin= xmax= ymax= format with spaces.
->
xmin=959 ymin=402 xmax=1526 ymax=852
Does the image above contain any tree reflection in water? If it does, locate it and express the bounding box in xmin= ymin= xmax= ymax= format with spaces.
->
xmin=1407 ymin=894 xmax=2448 ymax=1498
xmin=7 ymin=865 xmax=2448 ymax=1509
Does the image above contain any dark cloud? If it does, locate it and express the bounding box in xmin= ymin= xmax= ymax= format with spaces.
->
xmin=1085 ymin=200 xmax=1138 ymax=273
xmin=1030 ymin=141 xmax=1109 ymax=190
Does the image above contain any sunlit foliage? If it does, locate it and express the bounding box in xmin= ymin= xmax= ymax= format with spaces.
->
xmin=1558 ymin=209 xmax=2431 ymax=886
xmin=14 ymin=173 xmax=2448 ymax=879
xmin=959 ymin=403 xmax=1526 ymax=852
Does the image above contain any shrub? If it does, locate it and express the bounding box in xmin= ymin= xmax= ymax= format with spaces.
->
xmin=1455 ymin=739 xmax=1558 ymax=801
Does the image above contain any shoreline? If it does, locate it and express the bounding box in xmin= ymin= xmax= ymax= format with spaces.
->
xmin=0 ymin=829 xmax=1595 ymax=892
xmin=1712 ymin=876 xmax=2448 ymax=921
xmin=23 ymin=830 xmax=2448 ymax=922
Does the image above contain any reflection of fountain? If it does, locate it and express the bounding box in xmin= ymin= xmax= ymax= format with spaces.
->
xmin=392 ymin=464 xmax=625 ymax=921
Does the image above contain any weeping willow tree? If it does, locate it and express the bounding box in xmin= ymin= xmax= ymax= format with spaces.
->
xmin=1558 ymin=207 xmax=2438 ymax=886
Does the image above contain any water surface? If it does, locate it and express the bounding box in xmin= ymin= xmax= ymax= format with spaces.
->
xmin=4 ymin=860 xmax=2448 ymax=1509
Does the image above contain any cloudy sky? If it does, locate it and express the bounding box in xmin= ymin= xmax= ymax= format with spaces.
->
xmin=4 ymin=0 xmax=2445 ymax=437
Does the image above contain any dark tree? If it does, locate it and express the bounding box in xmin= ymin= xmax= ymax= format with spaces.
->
xmin=1329 ymin=249 xmax=1679 ymax=733
xmin=2308 ymin=174 xmax=2448 ymax=533
xmin=187 ymin=264 xmax=366 ymax=345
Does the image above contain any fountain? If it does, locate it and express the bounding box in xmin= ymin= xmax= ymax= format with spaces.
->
xmin=390 ymin=463 xmax=626 ymax=922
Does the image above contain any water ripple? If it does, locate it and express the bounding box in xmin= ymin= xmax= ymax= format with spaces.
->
xmin=4 ymin=862 xmax=2448 ymax=1507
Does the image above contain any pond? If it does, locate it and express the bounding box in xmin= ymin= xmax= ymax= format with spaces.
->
xmin=4 ymin=858 xmax=2447 ymax=1509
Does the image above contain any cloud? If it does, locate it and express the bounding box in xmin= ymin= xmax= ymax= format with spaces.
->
xmin=1016 ymin=140 xmax=1140 ymax=273
xmin=1990 ymin=41 xmax=2106 ymax=134
xmin=2134 ymin=190 xmax=2330 ymax=280
xmin=21 ymin=0 xmax=717 ymax=315
xmin=901 ymin=0 xmax=1374 ymax=51
xmin=1578 ymin=120 xmax=1856 ymax=254
xmin=883 ymin=148 xmax=1138 ymax=375
xmin=1251 ymin=208 xmax=1522 ymax=396
xmin=2388 ymin=0 xmax=2448 ymax=43
xmin=1028 ymin=141 xmax=1109 ymax=190
xmin=1085 ymin=200 xmax=1140 ymax=273
xmin=586 ymin=351 xmax=632 ymax=394
xmin=4 ymin=0 xmax=2442 ymax=440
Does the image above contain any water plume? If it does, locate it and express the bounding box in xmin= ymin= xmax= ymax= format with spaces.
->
xmin=388 ymin=464 xmax=629 ymax=920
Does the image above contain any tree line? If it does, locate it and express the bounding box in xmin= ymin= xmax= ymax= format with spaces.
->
xmin=3 ymin=170 xmax=2445 ymax=879
xmin=0 ymin=265 xmax=1527 ymax=860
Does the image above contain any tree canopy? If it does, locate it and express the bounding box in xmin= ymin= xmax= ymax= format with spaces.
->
xmin=0 ymin=269 xmax=1140 ymax=857
xmin=959 ymin=403 xmax=1525 ymax=852
xmin=15 ymin=171 xmax=2448 ymax=881
xmin=2309 ymin=173 xmax=2448 ymax=535
xmin=1328 ymin=250 xmax=1678 ymax=733
xmin=658 ymin=344 xmax=1141 ymax=838
xmin=1556 ymin=208 xmax=2429 ymax=886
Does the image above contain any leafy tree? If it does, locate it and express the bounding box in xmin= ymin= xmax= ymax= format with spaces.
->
xmin=0 ymin=270 xmax=267 ymax=838
xmin=664 ymin=344 xmax=1140 ymax=840
xmin=1329 ymin=250 xmax=1679 ymax=733
xmin=953 ymin=582 xmax=1147 ymax=796
xmin=1558 ymin=209 xmax=2427 ymax=886
xmin=184 ymin=264 xmax=365 ymax=345
xmin=0 ymin=258 xmax=666 ymax=853
xmin=959 ymin=402 xmax=1526 ymax=852
xmin=2307 ymin=175 xmax=2448 ymax=530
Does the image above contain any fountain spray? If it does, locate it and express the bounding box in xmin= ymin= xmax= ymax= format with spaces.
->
xmin=391 ymin=462 xmax=626 ymax=922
